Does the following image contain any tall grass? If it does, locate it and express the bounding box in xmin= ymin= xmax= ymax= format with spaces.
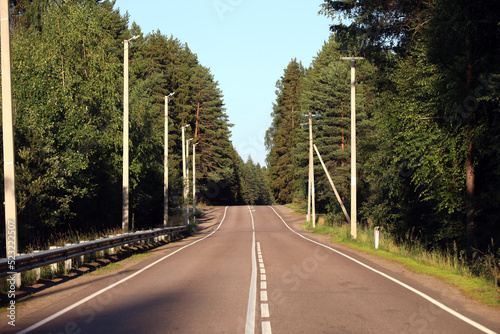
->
xmin=24 ymin=227 xmax=124 ymax=254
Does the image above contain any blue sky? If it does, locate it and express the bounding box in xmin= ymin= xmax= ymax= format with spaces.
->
xmin=115 ymin=0 xmax=334 ymax=165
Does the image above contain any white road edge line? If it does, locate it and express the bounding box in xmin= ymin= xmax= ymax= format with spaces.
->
xmin=245 ymin=205 xmax=257 ymax=334
xmin=17 ymin=206 xmax=230 ymax=334
xmin=268 ymin=206 xmax=497 ymax=334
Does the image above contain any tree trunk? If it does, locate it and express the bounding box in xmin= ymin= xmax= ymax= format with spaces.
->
xmin=466 ymin=141 xmax=476 ymax=253
xmin=464 ymin=0 xmax=476 ymax=255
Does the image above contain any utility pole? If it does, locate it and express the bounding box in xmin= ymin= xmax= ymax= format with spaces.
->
xmin=181 ymin=125 xmax=190 ymax=226
xmin=309 ymin=112 xmax=316 ymax=228
xmin=300 ymin=122 xmax=311 ymax=223
xmin=164 ymin=93 xmax=174 ymax=227
xmin=302 ymin=111 xmax=320 ymax=227
xmin=186 ymin=138 xmax=193 ymax=188
xmin=193 ymin=142 xmax=198 ymax=223
xmin=340 ymin=54 xmax=365 ymax=239
xmin=122 ymin=35 xmax=139 ymax=233
xmin=1 ymin=0 xmax=18 ymax=272
xmin=185 ymin=137 xmax=193 ymax=223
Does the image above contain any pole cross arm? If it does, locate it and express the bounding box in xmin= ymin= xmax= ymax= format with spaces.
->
xmin=301 ymin=113 xmax=321 ymax=118
xmin=340 ymin=57 xmax=366 ymax=60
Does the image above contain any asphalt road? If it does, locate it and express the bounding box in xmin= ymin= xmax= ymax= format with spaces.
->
xmin=2 ymin=205 xmax=500 ymax=334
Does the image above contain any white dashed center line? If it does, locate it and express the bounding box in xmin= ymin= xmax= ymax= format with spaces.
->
xmin=257 ymin=242 xmax=272 ymax=334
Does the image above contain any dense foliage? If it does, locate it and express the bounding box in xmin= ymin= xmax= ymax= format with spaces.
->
xmin=265 ymin=59 xmax=305 ymax=203
xmin=267 ymin=0 xmax=500 ymax=255
xmin=0 ymin=0 xmax=271 ymax=253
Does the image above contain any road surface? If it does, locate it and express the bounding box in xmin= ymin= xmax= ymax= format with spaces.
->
xmin=1 ymin=205 xmax=499 ymax=333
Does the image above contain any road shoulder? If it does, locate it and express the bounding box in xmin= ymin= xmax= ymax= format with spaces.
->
xmin=271 ymin=204 xmax=500 ymax=326
xmin=0 ymin=206 xmax=225 ymax=328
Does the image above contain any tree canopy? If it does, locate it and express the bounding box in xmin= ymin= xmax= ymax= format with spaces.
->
xmin=266 ymin=0 xmax=500 ymax=256
xmin=0 ymin=0 xmax=272 ymax=254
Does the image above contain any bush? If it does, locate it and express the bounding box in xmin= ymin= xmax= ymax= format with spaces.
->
xmin=324 ymin=203 xmax=349 ymax=226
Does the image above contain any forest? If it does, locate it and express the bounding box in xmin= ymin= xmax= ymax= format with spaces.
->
xmin=266 ymin=0 xmax=500 ymax=257
xmin=0 ymin=0 xmax=273 ymax=254
xmin=1 ymin=0 xmax=499 ymax=262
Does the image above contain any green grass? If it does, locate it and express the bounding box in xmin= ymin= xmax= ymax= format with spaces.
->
xmin=89 ymin=262 xmax=122 ymax=275
xmin=126 ymin=252 xmax=152 ymax=262
xmin=285 ymin=202 xmax=308 ymax=215
xmin=300 ymin=219 xmax=500 ymax=308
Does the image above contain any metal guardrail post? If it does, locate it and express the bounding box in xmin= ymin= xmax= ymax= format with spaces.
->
xmin=0 ymin=226 xmax=187 ymax=278
xmin=64 ymin=244 xmax=72 ymax=273
xmin=49 ymin=246 xmax=58 ymax=276
xmin=33 ymin=251 xmax=41 ymax=281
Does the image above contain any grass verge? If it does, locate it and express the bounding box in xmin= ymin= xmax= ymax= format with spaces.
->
xmin=297 ymin=209 xmax=500 ymax=308
xmin=88 ymin=252 xmax=151 ymax=276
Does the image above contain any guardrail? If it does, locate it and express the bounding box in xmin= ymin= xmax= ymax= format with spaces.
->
xmin=0 ymin=225 xmax=187 ymax=278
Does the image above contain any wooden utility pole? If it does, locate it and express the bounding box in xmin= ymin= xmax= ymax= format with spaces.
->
xmin=193 ymin=142 xmax=198 ymax=223
xmin=464 ymin=0 xmax=476 ymax=253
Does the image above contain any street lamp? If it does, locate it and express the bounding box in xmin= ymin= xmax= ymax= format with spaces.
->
xmin=340 ymin=53 xmax=365 ymax=239
xmin=186 ymin=137 xmax=193 ymax=211
xmin=164 ymin=92 xmax=174 ymax=227
xmin=122 ymin=34 xmax=140 ymax=233
xmin=181 ymin=124 xmax=190 ymax=226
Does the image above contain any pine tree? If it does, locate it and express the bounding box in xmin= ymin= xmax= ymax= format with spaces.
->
xmin=239 ymin=157 xmax=273 ymax=205
xmin=322 ymin=0 xmax=500 ymax=251
xmin=131 ymin=29 xmax=239 ymax=207
xmin=190 ymin=66 xmax=237 ymax=204
xmin=297 ymin=34 xmax=377 ymax=216
xmin=266 ymin=59 xmax=305 ymax=204
xmin=2 ymin=0 xmax=244 ymax=250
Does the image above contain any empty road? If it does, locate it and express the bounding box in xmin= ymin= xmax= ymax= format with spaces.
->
xmin=2 ymin=206 xmax=499 ymax=333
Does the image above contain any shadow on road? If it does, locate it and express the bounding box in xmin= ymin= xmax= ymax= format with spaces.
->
xmin=0 ymin=206 xmax=225 ymax=309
